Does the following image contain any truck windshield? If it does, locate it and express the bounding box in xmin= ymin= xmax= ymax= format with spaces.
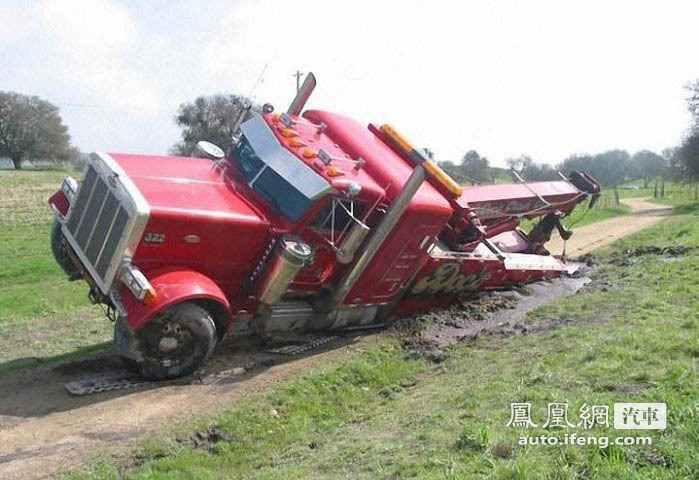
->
xmin=234 ymin=114 xmax=332 ymax=221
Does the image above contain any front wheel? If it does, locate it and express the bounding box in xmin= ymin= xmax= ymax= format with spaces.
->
xmin=50 ymin=219 xmax=81 ymax=280
xmin=118 ymin=303 xmax=217 ymax=380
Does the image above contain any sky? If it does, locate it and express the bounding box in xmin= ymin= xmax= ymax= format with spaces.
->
xmin=1 ymin=0 xmax=697 ymax=167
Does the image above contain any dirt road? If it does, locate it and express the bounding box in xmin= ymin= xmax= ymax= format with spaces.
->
xmin=547 ymin=198 xmax=672 ymax=257
xmin=0 ymin=198 xmax=672 ymax=480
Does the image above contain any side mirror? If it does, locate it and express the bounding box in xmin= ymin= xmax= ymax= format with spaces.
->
xmin=195 ymin=141 xmax=225 ymax=160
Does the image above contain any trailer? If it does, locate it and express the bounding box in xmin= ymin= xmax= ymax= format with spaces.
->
xmin=49 ymin=74 xmax=600 ymax=379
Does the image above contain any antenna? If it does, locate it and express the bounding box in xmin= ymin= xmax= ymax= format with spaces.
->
xmin=230 ymin=64 xmax=268 ymax=143
xmin=246 ymin=63 xmax=269 ymax=102
xmin=294 ymin=70 xmax=304 ymax=92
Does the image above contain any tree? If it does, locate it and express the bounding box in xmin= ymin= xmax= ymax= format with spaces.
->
xmin=677 ymin=81 xmax=699 ymax=179
xmin=557 ymin=150 xmax=630 ymax=187
xmin=677 ymin=127 xmax=699 ymax=179
xmin=170 ymin=94 xmax=259 ymax=156
xmin=630 ymin=150 xmax=666 ymax=187
xmin=0 ymin=91 xmax=73 ymax=169
xmin=557 ymin=154 xmax=594 ymax=176
xmin=592 ymin=150 xmax=630 ymax=187
xmin=460 ymin=150 xmax=491 ymax=183
xmin=439 ymin=150 xmax=491 ymax=184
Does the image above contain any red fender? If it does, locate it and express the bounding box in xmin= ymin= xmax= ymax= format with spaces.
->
xmin=120 ymin=267 xmax=232 ymax=330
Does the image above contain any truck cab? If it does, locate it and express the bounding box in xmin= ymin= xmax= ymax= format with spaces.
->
xmin=49 ymin=74 xmax=600 ymax=379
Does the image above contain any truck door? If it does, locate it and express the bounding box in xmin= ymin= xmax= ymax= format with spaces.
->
xmin=363 ymin=224 xmax=436 ymax=303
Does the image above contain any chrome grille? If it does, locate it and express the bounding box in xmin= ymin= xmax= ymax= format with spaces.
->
xmin=66 ymin=163 xmax=133 ymax=287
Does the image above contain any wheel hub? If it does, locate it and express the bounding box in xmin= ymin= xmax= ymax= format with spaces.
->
xmin=158 ymin=336 xmax=179 ymax=353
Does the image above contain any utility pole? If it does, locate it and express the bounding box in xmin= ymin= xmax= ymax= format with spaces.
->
xmin=294 ymin=70 xmax=304 ymax=92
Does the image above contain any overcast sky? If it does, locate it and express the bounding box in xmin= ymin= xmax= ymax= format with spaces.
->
xmin=1 ymin=0 xmax=697 ymax=167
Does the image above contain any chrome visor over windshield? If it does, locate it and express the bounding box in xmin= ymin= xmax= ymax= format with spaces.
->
xmin=239 ymin=114 xmax=332 ymax=200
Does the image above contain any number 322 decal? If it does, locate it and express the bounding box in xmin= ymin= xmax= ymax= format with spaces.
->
xmin=411 ymin=262 xmax=491 ymax=295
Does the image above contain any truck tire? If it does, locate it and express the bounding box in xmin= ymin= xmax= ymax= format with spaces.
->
xmin=122 ymin=303 xmax=217 ymax=380
xmin=50 ymin=219 xmax=81 ymax=280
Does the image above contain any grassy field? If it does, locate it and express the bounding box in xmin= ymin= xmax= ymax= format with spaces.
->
xmin=68 ymin=201 xmax=699 ymax=479
xmin=616 ymin=180 xmax=698 ymax=205
xmin=0 ymin=169 xmax=110 ymax=374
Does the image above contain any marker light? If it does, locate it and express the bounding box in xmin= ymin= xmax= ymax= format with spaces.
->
xmin=327 ymin=166 xmax=345 ymax=177
xmin=289 ymin=138 xmax=307 ymax=147
xmin=281 ymin=128 xmax=298 ymax=138
xmin=303 ymin=148 xmax=317 ymax=158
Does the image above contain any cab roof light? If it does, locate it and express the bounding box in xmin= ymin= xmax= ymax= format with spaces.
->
xmin=303 ymin=148 xmax=317 ymax=158
xmin=289 ymin=138 xmax=307 ymax=147
xmin=379 ymin=123 xmax=463 ymax=197
xmin=327 ymin=166 xmax=345 ymax=177
xmin=380 ymin=124 xmax=416 ymax=157
xmin=423 ymin=159 xmax=464 ymax=197
xmin=281 ymin=128 xmax=299 ymax=138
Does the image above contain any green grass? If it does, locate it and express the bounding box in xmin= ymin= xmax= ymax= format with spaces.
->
xmin=616 ymin=179 xmax=699 ymax=204
xmin=0 ymin=169 xmax=110 ymax=373
xmin=69 ymin=204 xmax=699 ymax=479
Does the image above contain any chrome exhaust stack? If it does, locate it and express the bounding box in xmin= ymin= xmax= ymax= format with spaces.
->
xmin=257 ymin=236 xmax=313 ymax=306
xmin=288 ymin=73 xmax=316 ymax=116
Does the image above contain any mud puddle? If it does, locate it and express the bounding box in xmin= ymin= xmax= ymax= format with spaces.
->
xmin=608 ymin=245 xmax=694 ymax=266
xmin=395 ymin=268 xmax=593 ymax=360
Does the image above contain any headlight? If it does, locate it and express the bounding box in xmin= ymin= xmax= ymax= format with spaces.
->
xmin=120 ymin=263 xmax=157 ymax=305
xmin=61 ymin=176 xmax=79 ymax=201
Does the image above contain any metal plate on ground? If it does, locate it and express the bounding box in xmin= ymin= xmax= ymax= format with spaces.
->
xmin=64 ymin=375 xmax=147 ymax=396
xmin=266 ymin=336 xmax=338 ymax=356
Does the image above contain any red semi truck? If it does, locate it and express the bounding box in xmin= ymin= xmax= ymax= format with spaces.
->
xmin=49 ymin=74 xmax=600 ymax=379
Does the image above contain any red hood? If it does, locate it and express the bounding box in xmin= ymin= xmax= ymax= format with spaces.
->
xmin=108 ymin=153 xmax=270 ymax=296
xmin=108 ymin=152 xmax=265 ymax=225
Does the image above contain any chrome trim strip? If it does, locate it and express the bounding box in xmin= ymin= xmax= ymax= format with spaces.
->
xmin=94 ymin=205 xmax=120 ymax=269
xmin=61 ymin=152 xmax=150 ymax=294
xmin=84 ymin=184 xmax=110 ymax=251
xmin=72 ymin=172 xmax=99 ymax=236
